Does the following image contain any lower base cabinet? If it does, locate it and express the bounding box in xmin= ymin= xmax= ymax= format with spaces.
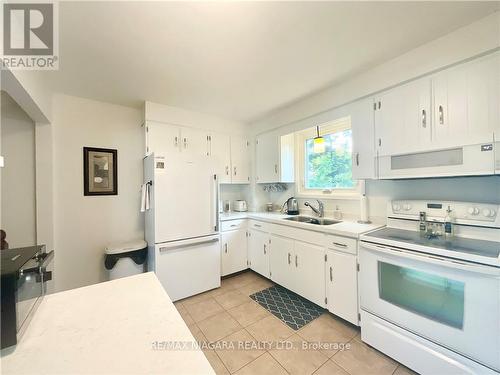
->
xmin=326 ymin=249 xmax=359 ymax=325
xmin=269 ymin=236 xmax=326 ymax=308
xmin=221 ymin=229 xmax=248 ymax=276
xmin=248 ymin=228 xmax=270 ymax=277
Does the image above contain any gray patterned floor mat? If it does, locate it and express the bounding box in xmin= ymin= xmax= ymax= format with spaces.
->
xmin=250 ymin=285 xmax=325 ymax=330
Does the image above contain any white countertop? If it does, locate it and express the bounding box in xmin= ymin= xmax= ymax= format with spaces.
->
xmin=220 ymin=211 xmax=384 ymax=238
xmin=1 ymin=273 xmax=214 ymax=375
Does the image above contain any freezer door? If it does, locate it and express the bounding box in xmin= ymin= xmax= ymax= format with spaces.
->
xmin=155 ymin=235 xmax=221 ymax=301
xmin=153 ymin=156 xmax=218 ymax=242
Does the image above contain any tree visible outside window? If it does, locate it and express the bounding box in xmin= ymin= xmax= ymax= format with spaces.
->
xmin=305 ymin=129 xmax=354 ymax=189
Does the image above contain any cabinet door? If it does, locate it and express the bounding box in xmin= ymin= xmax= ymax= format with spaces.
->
xmin=269 ymin=234 xmax=294 ymax=290
xmin=350 ymin=98 xmax=376 ymax=179
xmin=210 ymin=133 xmax=232 ymax=184
xmin=375 ymin=77 xmax=431 ymax=157
xmin=230 ymin=136 xmax=250 ymax=184
xmin=326 ymin=250 xmax=358 ymax=325
xmin=180 ymin=127 xmax=209 ymax=159
xmin=146 ymin=121 xmax=181 ymax=156
xmin=221 ymin=229 xmax=248 ymax=276
xmin=293 ymin=241 xmax=326 ymax=307
xmin=248 ymin=229 xmax=269 ymax=278
xmin=256 ymin=132 xmax=279 ymax=183
xmin=433 ymin=53 xmax=499 ymax=148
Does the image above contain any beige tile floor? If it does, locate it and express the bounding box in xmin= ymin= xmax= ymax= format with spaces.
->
xmin=175 ymin=270 xmax=417 ymax=375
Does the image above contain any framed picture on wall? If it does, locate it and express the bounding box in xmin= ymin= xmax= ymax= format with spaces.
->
xmin=83 ymin=147 xmax=118 ymax=196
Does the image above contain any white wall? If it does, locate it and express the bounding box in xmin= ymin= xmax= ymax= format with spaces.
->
xmin=1 ymin=92 xmax=37 ymax=248
xmin=52 ymin=94 xmax=144 ymax=292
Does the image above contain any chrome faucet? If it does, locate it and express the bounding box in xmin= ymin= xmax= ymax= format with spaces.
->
xmin=304 ymin=200 xmax=324 ymax=218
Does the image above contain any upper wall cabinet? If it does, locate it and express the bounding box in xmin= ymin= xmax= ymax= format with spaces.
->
xmin=256 ymin=131 xmax=294 ymax=183
xmin=432 ymin=53 xmax=499 ymax=149
xmin=145 ymin=122 xmax=250 ymax=184
xmin=350 ymin=98 xmax=377 ymax=179
xmin=145 ymin=121 xmax=208 ymax=159
xmin=374 ymin=77 xmax=432 ymax=157
xmin=374 ymin=52 xmax=499 ymax=158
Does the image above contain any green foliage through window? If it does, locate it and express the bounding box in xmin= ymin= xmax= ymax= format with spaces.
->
xmin=305 ymin=129 xmax=354 ymax=189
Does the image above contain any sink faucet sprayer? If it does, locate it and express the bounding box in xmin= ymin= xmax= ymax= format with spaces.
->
xmin=304 ymin=200 xmax=324 ymax=218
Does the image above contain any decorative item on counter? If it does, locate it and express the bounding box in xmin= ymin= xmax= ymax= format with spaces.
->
xmin=266 ymin=203 xmax=274 ymax=212
xmin=333 ymin=205 xmax=343 ymax=220
xmin=357 ymin=181 xmax=372 ymax=224
xmin=223 ymin=200 xmax=231 ymax=212
xmin=262 ymin=183 xmax=288 ymax=192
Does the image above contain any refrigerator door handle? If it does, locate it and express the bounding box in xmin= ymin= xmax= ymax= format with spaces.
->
xmin=159 ymin=236 xmax=220 ymax=252
xmin=213 ymin=174 xmax=219 ymax=232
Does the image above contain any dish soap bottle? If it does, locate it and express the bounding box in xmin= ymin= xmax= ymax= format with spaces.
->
xmin=444 ymin=206 xmax=454 ymax=239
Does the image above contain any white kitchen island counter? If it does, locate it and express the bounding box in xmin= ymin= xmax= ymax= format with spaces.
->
xmin=1 ymin=272 xmax=215 ymax=375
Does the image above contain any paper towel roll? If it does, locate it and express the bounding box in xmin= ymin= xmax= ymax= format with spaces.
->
xmin=360 ymin=195 xmax=369 ymax=223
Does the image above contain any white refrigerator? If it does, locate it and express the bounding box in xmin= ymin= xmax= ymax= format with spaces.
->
xmin=144 ymin=153 xmax=220 ymax=301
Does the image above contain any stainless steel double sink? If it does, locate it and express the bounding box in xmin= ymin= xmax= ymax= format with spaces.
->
xmin=283 ymin=216 xmax=341 ymax=226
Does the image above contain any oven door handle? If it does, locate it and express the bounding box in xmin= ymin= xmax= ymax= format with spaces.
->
xmin=361 ymin=242 xmax=500 ymax=277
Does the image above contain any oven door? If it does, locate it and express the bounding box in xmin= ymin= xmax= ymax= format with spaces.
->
xmin=359 ymin=241 xmax=500 ymax=371
xmin=16 ymin=258 xmax=44 ymax=335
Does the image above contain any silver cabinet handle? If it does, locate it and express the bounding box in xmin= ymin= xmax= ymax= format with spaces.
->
xmin=422 ymin=109 xmax=427 ymax=128
xmin=333 ymin=242 xmax=347 ymax=248
xmin=355 ymin=152 xmax=360 ymax=166
xmin=230 ymin=224 xmax=238 ymax=227
xmin=263 ymin=244 xmax=266 ymax=255
xmin=183 ymin=137 xmax=188 ymax=148
xmin=234 ymin=166 xmax=237 ymax=176
xmin=174 ymin=136 xmax=179 ymax=147
xmin=438 ymin=105 xmax=444 ymax=125
xmin=288 ymin=253 xmax=291 ymax=265
xmin=274 ymin=164 xmax=278 ymax=174
xmin=224 ymin=243 xmax=228 ymax=253
xmin=254 ymin=224 xmax=262 ymax=228
xmin=295 ymin=255 xmax=298 ymax=267
xmin=330 ymin=266 xmax=333 ymax=281
xmin=225 ymin=166 xmax=229 ymax=175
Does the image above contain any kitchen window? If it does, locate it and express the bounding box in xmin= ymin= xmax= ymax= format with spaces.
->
xmin=297 ymin=117 xmax=358 ymax=197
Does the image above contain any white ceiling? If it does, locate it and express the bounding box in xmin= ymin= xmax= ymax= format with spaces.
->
xmin=41 ymin=1 xmax=499 ymax=123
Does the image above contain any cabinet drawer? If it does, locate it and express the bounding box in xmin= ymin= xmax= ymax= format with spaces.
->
xmin=248 ymin=220 xmax=270 ymax=232
xmin=325 ymin=235 xmax=357 ymax=255
xmin=221 ymin=219 xmax=247 ymax=232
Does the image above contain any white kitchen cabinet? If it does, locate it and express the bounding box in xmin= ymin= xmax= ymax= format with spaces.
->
xmin=145 ymin=121 xmax=181 ymax=156
xmin=432 ymin=53 xmax=499 ymax=149
xmin=255 ymin=131 xmax=294 ymax=183
xmin=221 ymin=229 xmax=248 ymax=276
xmin=293 ymin=241 xmax=326 ymax=307
xmin=269 ymin=234 xmax=294 ymax=289
xmin=248 ymin=228 xmax=270 ymax=277
xmin=209 ymin=132 xmax=232 ymax=184
xmin=230 ymin=136 xmax=251 ymax=183
xmin=350 ymin=98 xmax=377 ymax=179
xmin=374 ymin=77 xmax=432 ymax=157
xmin=145 ymin=121 xmax=209 ymax=159
xmin=326 ymin=249 xmax=359 ymax=325
xmin=208 ymin=133 xmax=250 ymax=184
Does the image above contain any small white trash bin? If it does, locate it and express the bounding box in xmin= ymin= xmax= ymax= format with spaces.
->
xmin=104 ymin=240 xmax=147 ymax=280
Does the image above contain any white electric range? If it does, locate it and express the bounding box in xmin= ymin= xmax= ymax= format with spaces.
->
xmin=359 ymin=200 xmax=500 ymax=375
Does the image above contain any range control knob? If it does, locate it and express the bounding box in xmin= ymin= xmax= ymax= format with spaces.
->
xmin=393 ymin=204 xmax=401 ymax=211
xmin=482 ymin=208 xmax=496 ymax=217
xmin=404 ymin=204 xmax=412 ymax=211
xmin=468 ymin=207 xmax=479 ymax=215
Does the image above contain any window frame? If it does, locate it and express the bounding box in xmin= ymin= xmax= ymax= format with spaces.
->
xmin=295 ymin=116 xmax=360 ymax=199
